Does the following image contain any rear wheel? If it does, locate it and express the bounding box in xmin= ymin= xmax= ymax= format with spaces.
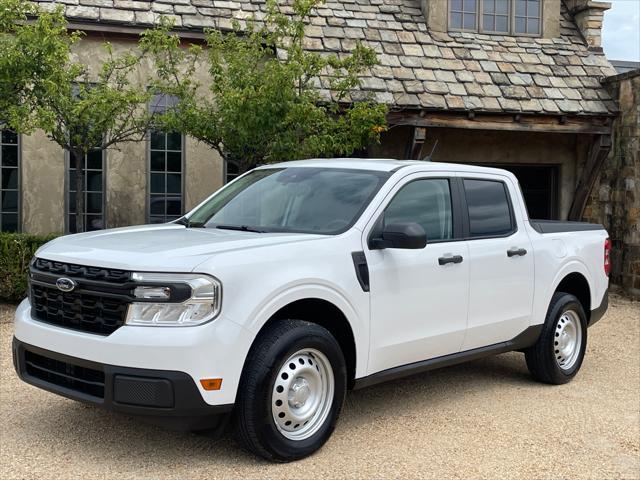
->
xmin=234 ymin=319 xmax=346 ymax=462
xmin=525 ymin=292 xmax=588 ymax=384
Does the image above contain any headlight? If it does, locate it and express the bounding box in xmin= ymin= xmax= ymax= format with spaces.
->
xmin=125 ymin=272 xmax=221 ymax=327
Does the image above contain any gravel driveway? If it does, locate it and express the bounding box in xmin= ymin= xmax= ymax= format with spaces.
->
xmin=1 ymin=297 xmax=638 ymax=480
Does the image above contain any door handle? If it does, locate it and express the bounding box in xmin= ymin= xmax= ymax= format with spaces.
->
xmin=438 ymin=255 xmax=463 ymax=266
xmin=507 ymin=248 xmax=528 ymax=257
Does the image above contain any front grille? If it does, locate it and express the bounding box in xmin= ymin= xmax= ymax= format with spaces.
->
xmin=30 ymin=258 xmax=132 ymax=335
xmin=24 ymin=350 xmax=105 ymax=398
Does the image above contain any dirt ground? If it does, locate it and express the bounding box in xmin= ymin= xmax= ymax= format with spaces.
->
xmin=0 ymin=297 xmax=638 ymax=480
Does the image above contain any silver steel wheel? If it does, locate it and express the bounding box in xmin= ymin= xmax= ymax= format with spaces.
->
xmin=271 ymin=348 xmax=335 ymax=441
xmin=554 ymin=310 xmax=582 ymax=370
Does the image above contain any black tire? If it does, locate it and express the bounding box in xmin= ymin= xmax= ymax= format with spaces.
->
xmin=525 ymin=292 xmax=588 ymax=385
xmin=234 ymin=319 xmax=347 ymax=462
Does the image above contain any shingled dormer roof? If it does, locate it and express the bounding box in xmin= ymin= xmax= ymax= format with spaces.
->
xmin=33 ymin=0 xmax=619 ymax=116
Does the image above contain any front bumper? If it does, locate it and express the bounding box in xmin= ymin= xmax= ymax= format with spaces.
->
xmin=13 ymin=298 xmax=255 ymax=408
xmin=13 ymin=337 xmax=233 ymax=431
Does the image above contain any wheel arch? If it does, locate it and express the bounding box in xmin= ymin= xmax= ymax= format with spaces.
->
xmin=243 ymin=286 xmax=366 ymax=389
xmin=551 ymin=269 xmax=592 ymax=322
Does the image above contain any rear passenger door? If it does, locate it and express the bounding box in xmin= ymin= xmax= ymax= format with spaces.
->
xmin=460 ymin=175 xmax=534 ymax=350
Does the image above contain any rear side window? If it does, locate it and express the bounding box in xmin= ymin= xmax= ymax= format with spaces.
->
xmin=383 ymin=178 xmax=453 ymax=242
xmin=463 ymin=179 xmax=513 ymax=237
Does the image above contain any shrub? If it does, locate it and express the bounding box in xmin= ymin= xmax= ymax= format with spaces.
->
xmin=0 ymin=232 xmax=59 ymax=303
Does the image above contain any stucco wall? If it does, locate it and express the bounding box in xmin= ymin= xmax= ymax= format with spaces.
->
xmin=368 ymin=126 xmax=580 ymax=219
xmin=16 ymin=35 xmax=222 ymax=233
xmin=585 ymin=71 xmax=640 ymax=297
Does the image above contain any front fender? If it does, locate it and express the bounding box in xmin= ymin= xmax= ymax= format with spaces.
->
xmin=244 ymin=281 xmax=369 ymax=379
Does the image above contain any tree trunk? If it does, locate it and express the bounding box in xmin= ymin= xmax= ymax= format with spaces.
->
xmin=72 ymin=149 xmax=85 ymax=233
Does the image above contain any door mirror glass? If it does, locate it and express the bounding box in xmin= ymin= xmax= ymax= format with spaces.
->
xmin=370 ymin=222 xmax=427 ymax=250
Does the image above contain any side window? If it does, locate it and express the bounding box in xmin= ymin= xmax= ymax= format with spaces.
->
xmin=383 ymin=179 xmax=453 ymax=242
xmin=463 ymin=179 xmax=513 ymax=237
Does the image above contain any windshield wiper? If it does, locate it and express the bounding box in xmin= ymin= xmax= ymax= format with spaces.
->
xmin=215 ymin=224 xmax=266 ymax=233
xmin=174 ymin=217 xmax=204 ymax=228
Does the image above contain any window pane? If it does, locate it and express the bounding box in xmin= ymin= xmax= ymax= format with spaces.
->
xmin=463 ymin=13 xmax=476 ymax=29
xmin=496 ymin=0 xmax=508 ymax=14
xmin=483 ymin=0 xmax=494 ymax=14
xmin=384 ymin=179 xmax=453 ymax=242
xmin=464 ymin=179 xmax=513 ymax=237
xmin=86 ymin=193 xmax=102 ymax=213
xmin=86 ymin=171 xmax=102 ymax=192
xmin=150 ymin=131 xmax=165 ymax=150
xmin=86 ymin=215 xmax=103 ymax=231
xmin=515 ymin=0 xmax=526 ymax=15
xmin=451 ymin=0 xmax=463 ymax=10
xmin=151 ymin=151 xmax=165 ymax=172
xmin=166 ymin=132 xmax=182 ymax=151
xmin=68 ymin=214 xmax=79 ymax=233
xmin=151 ymin=173 xmax=165 ymax=194
xmin=166 ymin=198 xmax=182 ymax=216
xmin=527 ymin=0 xmax=540 ymax=16
xmin=166 ymin=173 xmax=181 ymax=194
xmin=149 ymin=216 xmax=165 ymax=224
xmin=463 ymin=0 xmax=477 ymax=12
xmin=150 ymin=196 xmax=165 ymax=215
xmin=86 ymin=150 xmax=102 ymax=170
xmin=515 ymin=16 xmax=526 ymax=33
xmin=496 ymin=15 xmax=509 ymax=32
xmin=2 ymin=146 xmax=18 ymax=167
xmin=483 ymin=14 xmax=494 ymax=30
xmin=2 ymin=190 xmax=18 ymax=211
xmin=166 ymin=152 xmax=181 ymax=172
xmin=1 ymin=130 xmax=17 ymax=144
xmin=2 ymin=168 xmax=17 ymax=189
xmin=1 ymin=213 xmax=18 ymax=232
xmin=450 ymin=12 xmax=463 ymax=28
xmin=527 ymin=18 xmax=540 ymax=34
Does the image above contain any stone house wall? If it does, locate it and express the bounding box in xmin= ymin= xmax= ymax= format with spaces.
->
xmin=584 ymin=70 xmax=640 ymax=297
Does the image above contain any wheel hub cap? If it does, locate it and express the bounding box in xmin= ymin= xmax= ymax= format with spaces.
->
xmin=554 ymin=310 xmax=582 ymax=370
xmin=271 ymin=349 xmax=335 ymax=441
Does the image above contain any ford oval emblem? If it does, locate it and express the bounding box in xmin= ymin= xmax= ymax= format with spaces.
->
xmin=56 ymin=277 xmax=76 ymax=293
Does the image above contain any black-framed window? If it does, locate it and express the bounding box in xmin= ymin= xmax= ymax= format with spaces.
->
xmin=449 ymin=0 xmax=541 ymax=36
xmin=67 ymin=149 xmax=105 ymax=233
xmin=1 ymin=130 xmax=20 ymax=232
xmin=149 ymin=131 xmax=183 ymax=224
xmin=149 ymin=93 xmax=183 ymax=224
xmin=226 ymin=160 xmax=240 ymax=184
xmin=383 ymin=179 xmax=454 ymax=242
xmin=463 ymin=179 xmax=513 ymax=237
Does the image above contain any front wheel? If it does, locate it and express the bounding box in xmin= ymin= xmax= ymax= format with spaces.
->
xmin=525 ymin=292 xmax=588 ymax=384
xmin=234 ymin=319 xmax=346 ymax=462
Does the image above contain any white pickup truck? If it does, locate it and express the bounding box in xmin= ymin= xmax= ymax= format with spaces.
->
xmin=13 ymin=159 xmax=610 ymax=461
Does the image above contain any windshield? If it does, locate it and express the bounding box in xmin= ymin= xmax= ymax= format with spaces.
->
xmin=186 ymin=167 xmax=390 ymax=234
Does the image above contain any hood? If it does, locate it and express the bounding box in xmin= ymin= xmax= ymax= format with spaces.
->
xmin=36 ymin=224 xmax=325 ymax=272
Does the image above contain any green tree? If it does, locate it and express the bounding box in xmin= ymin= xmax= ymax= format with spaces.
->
xmin=0 ymin=0 xmax=76 ymax=127
xmin=142 ymin=0 xmax=388 ymax=173
xmin=1 ymin=0 xmax=154 ymax=233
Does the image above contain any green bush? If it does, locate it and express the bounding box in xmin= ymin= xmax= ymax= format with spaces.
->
xmin=1 ymin=232 xmax=59 ymax=303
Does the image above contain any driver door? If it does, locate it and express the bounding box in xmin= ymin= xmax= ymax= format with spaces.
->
xmin=365 ymin=173 xmax=470 ymax=374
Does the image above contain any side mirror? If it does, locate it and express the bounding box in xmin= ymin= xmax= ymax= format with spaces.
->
xmin=370 ymin=222 xmax=427 ymax=250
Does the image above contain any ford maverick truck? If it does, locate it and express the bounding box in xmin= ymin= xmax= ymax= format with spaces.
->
xmin=13 ymin=159 xmax=609 ymax=461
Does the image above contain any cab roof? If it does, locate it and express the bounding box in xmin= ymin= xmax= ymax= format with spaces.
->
xmin=262 ymin=158 xmax=515 ymax=177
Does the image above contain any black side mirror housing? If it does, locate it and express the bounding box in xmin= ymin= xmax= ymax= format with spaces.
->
xmin=370 ymin=222 xmax=427 ymax=250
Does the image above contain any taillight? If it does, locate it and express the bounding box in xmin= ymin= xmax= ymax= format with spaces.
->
xmin=604 ymin=238 xmax=611 ymax=276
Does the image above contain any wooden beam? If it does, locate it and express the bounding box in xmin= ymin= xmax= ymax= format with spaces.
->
xmin=568 ymin=134 xmax=612 ymax=220
xmin=407 ymin=126 xmax=427 ymax=160
xmin=387 ymin=111 xmax=613 ymax=135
